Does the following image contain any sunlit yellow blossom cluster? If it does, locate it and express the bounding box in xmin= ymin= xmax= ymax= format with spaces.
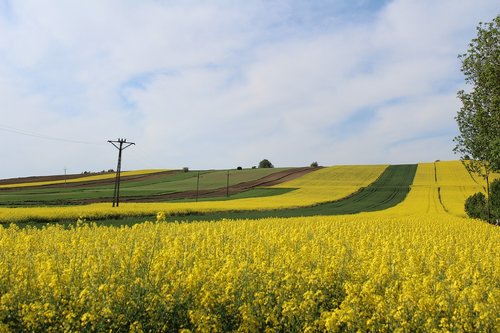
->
xmin=0 ymin=214 xmax=498 ymax=331
xmin=0 ymin=165 xmax=386 ymax=223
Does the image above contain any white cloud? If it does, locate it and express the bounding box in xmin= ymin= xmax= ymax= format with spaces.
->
xmin=0 ymin=0 xmax=498 ymax=177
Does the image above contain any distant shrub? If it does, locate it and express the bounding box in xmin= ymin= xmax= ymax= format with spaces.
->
xmin=258 ymin=159 xmax=274 ymax=168
xmin=310 ymin=162 xmax=319 ymax=168
xmin=237 ymin=166 xmax=242 ymax=170
xmin=183 ymin=167 xmax=189 ymax=173
xmin=251 ymin=166 xmax=256 ymax=169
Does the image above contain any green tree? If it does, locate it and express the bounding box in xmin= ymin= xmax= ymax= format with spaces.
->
xmin=464 ymin=192 xmax=487 ymax=220
xmin=454 ymin=15 xmax=500 ymax=222
xmin=465 ymin=180 xmax=500 ymax=225
xmin=490 ymin=179 xmax=500 ymax=223
xmin=258 ymin=159 xmax=274 ymax=168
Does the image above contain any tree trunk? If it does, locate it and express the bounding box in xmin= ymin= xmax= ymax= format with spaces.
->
xmin=486 ymin=174 xmax=491 ymax=223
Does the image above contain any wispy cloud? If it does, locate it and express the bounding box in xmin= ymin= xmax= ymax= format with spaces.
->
xmin=0 ymin=0 xmax=497 ymax=177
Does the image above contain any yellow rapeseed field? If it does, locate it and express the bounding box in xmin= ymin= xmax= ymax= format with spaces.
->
xmin=0 ymin=161 xmax=498 ymax=331
xmin=0 ymin=213 xmax=497 ymax=332
xmin=0 ymin=165 xmax=386 ymax=223
xmin=271 ymin=164 xmax=387 ymax=202
xmin=436 ymin=161 xmax=498 ymax=217
xmin=376 ymin=162 xmax=447 ymax=217
xmin=378 ymin=160 xmax=498 ymax=218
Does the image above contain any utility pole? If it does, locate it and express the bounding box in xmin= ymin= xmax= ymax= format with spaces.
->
xmin=196 ymin=171 xmax=200 ymax=202
xmin=108 ymin=138 xmax=135 ymax=207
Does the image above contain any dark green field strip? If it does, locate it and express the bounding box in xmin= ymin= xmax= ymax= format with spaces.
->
xmin=166 ymin=164 xmax=417 ymax=222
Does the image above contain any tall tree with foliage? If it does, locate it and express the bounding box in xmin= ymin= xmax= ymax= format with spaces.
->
xmin=454 ymin=15 xmax=500 ymax=222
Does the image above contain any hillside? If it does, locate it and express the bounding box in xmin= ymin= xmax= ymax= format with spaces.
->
xmin=0 ymin=161 xmax=496 ymax=224
xmin=0 ymin=167 xmax=314 ymax=206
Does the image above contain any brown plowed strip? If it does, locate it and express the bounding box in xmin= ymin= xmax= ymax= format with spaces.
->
xmin=69 ymin=167 xmax=320 ymax=204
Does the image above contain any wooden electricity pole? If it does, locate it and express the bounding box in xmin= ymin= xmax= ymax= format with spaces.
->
xmin=196 ymin=171 xmax=200 ymax=202
xmin=108 ymin=138 xmax=135 ymax=207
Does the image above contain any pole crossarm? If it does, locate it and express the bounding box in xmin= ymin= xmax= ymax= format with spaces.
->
xmin=108 ymin=138 xmax=135 ymax=207
xmin=108 ymin=139 xmax=135 ymax=150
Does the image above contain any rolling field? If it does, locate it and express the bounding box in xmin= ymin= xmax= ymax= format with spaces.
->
xmin=0 ymin=165 xmax=386 ymax=223
xmin=166 ymin=164 xmax=416 ymax=222
xmin=378 ymin=160 xmax=499 ymax=218
xmin=0 ymin=167 xmax=302 ymax=206
xmin=0 ymin=161 xmax=498 ymax=331
xmin=436 ymin=160 xmax=496 ymax=217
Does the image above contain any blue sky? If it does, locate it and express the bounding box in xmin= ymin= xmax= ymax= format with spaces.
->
xmin=0 ymin=0 xmax=498 ymax=178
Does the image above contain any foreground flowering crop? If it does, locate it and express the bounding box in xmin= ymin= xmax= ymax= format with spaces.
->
xmin=0 ymin=214 xmax=498 ymax=332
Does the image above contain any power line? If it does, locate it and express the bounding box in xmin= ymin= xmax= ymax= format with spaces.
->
xmin=0 ymin=124 xmax=103 ymax=145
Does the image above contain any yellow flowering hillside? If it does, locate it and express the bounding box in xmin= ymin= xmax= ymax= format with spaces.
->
xmin=436 ymin=160 xmax=498 ymax=217
xmin=272 ymin=164 xmax=387 ymax=202
xmin=378 ymin=160 xmax=497 ymax=218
